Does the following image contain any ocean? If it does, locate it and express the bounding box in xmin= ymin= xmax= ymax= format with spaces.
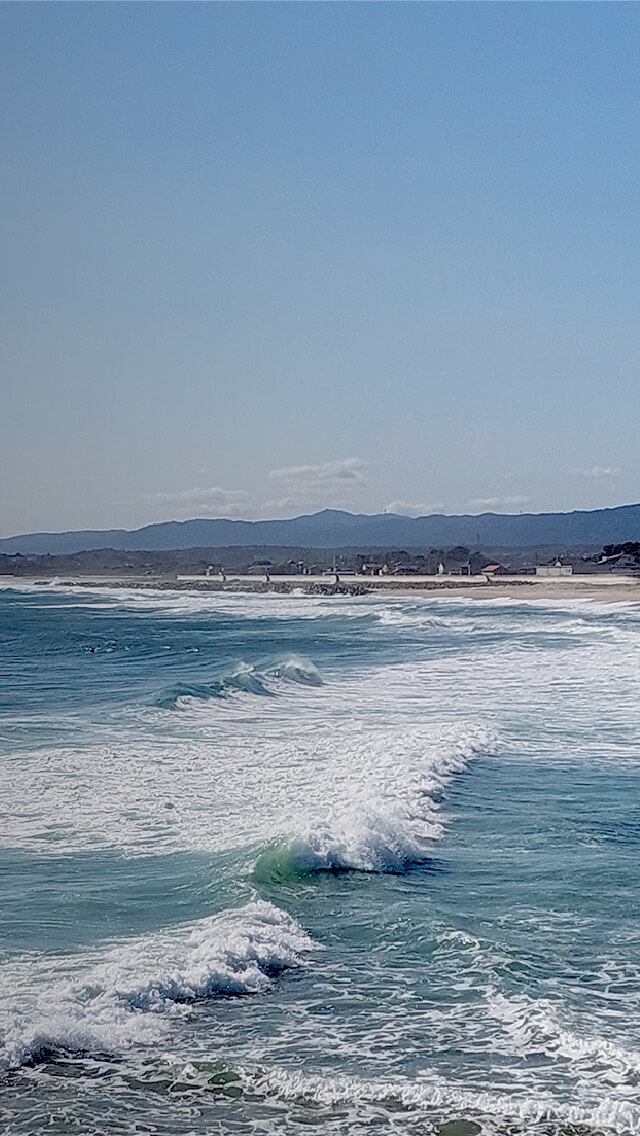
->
xmin=1 ymin=583 xmax=639 ymax=1135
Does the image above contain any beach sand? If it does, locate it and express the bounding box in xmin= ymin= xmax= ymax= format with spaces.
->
xmin=358 ymin=575 xmax=640 ymax=604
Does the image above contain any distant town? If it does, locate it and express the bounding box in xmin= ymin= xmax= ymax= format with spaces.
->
xmin=2 ymin=541 xmax=639 ymax=583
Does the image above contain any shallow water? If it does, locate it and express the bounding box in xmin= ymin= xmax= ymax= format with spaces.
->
xmin=1 ymin=584 xmax=640 ymax=1134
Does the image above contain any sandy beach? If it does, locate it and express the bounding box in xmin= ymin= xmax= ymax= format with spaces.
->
xmin=357 ymin=574 xmax=640 ymax=603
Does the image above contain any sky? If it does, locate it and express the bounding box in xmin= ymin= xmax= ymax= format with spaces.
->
xmin=2 ymin=2 xmax=640 ymax=536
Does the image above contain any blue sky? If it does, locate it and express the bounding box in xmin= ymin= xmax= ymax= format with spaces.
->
xmin=2 ymin=2 xmax=639 ymax=535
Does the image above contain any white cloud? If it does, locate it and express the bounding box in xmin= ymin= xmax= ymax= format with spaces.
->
xmin=466 ymin=495 xmax=531 ymax=511
xmin=577 ymin=466 xmax=620 ymax=479
xmin=385 ymin=501 xmax=444 ymax=517
xmin=267 ymin=458 xmax=368 ymax=489
xmin=142 ymin=462 xmax=370 ymax=523
xmin=262 ymin=457 xmax=369 ymax=514
xmin=145 ymin=486 xmax=251 ymax=518
xmin=258 ymin=496 xmax=312 ymax=518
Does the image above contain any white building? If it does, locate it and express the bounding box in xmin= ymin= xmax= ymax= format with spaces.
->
xmin=536 ymin=562 xmax=573 ymax=577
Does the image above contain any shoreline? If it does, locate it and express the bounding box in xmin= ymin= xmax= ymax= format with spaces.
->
xmin=1 ymin=572 xmax=639 ymax=604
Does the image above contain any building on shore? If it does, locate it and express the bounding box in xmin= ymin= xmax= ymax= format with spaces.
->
xmin=482 ymin=563 xmax=513 ymax=577
xmin=536 ymin=561 xmax=573 ymax=578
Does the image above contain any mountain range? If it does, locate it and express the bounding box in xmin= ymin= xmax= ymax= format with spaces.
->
xmin=2 ymin=504 xmax=640 ymax=555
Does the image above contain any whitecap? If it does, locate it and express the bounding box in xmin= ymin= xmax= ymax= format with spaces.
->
xmin=0 ymin=901 xmax=315 ymax=1070
xmin=255 ymin=725 xmax=496 ymax=875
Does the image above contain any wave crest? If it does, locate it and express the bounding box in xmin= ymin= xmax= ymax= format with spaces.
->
xmin=152 ymin=656 xmax=322 ymax=709
xmin=255 ymin=727 xmax=496 ymax=876
xmin=0 ymin=901 xmax=314 ymax=1070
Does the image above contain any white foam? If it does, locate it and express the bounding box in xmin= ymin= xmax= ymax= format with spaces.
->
xmin=3 ymin=581 xmax=368 ymax=622
xmin=0 ymin=677 xmax=498 ymax=856
xmin=279 ymin=727 xmax=492 ymax=873
xmin=4 ymin=587 xmax=639 ymax=864
xmin=246 ymin=1066 xmax=640 ymax=1134
xmin=272 ymin=655 xmax=323 ymax=686
xmin=0 ymin=901 xmax=314 ymax=1070
xmin=487 ymin=988 xmax=640 ymax=1078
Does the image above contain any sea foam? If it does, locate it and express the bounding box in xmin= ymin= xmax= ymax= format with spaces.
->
xmin=245 ymin=1066 xmax=640 ymax=1135
xmin=0 ymin=901 xmax=314 ymax=1070
xmin=255 ymin=726 xmax=496 ymax=876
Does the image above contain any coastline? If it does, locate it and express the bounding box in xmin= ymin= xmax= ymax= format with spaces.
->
xmin=1 ymin=572 xmax=639 ymax=604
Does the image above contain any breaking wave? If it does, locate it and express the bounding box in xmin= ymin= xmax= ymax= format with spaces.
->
xmin=254 ymin=726 xmax=496 ymax=876
xmin=152 ymin=656 xmax=322 ymax=709
xmin=0 ymin=901 xmax=315 ymax=1070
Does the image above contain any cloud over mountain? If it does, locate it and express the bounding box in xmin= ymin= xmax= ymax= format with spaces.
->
xmin=145 ymin=486 xmax=250 ymax=518
xmin=265 ymin=458 xmax=369 ymax=513
xmin=385 ymin=501 xmax=444 ymax=518
xmin=466 ymin=495 xmax=531 ymax=511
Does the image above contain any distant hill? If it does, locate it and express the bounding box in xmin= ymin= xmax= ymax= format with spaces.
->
xmin=2 ymin=504 xmax=640 ymax=555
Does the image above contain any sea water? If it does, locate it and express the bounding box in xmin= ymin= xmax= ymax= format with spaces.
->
xmin=1 ymin=583 xmax=639 ymax=1135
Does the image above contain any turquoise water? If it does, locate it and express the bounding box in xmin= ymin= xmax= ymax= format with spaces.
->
xmin=1 ymin=584 xmax=640 ymax=1135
